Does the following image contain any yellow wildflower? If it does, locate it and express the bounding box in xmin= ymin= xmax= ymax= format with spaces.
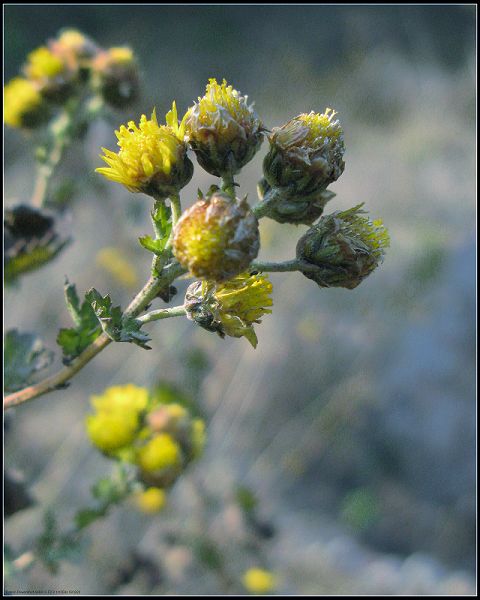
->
xmin=173 ymin=190 xmax=260 ymax=282
xmin=24 ymin=46 xmax=65 ymax=80
xmin=85 ymin=409 xmax=139 ymax=454
xmin=4 ymin=77 xmax=45 ymax=128
xmin=242 ymin=568 xmax=276 ymax=594
xmin=136 ymin=433 xmax=181 ymax=472
xmin=91 ymin=46 xmax=139 ymax=108
xmin=185 ymin=272 xmax=273 ymax=348
xmin=134 ymin=487 xmax=166 ymax=514
xmin=91 ymin=383 xmax=149 ymax=414
xmin=96 ymin=105 xmax=193 ymax=198
xmin=185 ymin=78 xmax=264 ymax=176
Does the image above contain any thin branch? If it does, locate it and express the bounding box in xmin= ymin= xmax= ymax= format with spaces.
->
xmin=4 ymin=261 xmax=188 ymax=410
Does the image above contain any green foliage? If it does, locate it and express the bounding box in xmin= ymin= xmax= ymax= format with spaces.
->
xmin=57 ymin=279 xmax=101 ymax=364
xmin=235 ymin=486 xmax=258 ymax=513
xmin=35 ymin=511 xmax=83 ymax=574
xmin=75 ymin=466 xmax=134 ymax=530
xmin=139 ymin=202 xmax=172 ymax=256
xmin=4 ymin=329 xmax=54 ymax=392
xmin=85 ymin=288 xmax=152 ymax=349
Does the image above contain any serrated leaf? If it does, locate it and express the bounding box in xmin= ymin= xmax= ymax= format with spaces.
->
xmin=85 ymin=288 xmax=151 ymax=349
xmin=140 ymin=202 xmax=172 ymax=258
xmin=138 ymin=234 xmax=166 ymax=255
xmin=57 ymin=280 xmax=101 ymax=363
xmin=4 ymin=329 xmax=54 ymax=392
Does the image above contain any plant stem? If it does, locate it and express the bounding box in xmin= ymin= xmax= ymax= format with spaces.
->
xmin=31 ymin=96 xmax=104 ymax=209
xmin=251 ymin=258 xmax=322 ymax=273
xmin=251 ymin=186 xmax=283 ymax=219
xmin=137 ymin=305 xmax=186 ymax=324
xmin=221 ymin=173 xmax=236 ymax=198
xmin=3 ymin=261 xmax=187 ymax=410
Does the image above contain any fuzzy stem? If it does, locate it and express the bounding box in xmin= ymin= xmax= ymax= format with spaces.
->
xmin=137 ymin=305 xmax=186 ymax=324
xmin=221 ymin=173 xmax=236 ymax=198
xmin=251 ymin=258 xmax=325 ymax=273
xmin=252 ymin=186 xmax=284 ymax=219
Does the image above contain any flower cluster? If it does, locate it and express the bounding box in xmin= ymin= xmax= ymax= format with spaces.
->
xmin=95 ymin=76 xmax=388 ymax=350
xmin=86 ymin=384 xmax=206 ymax=512
xmin=4 ymin=29 xmax=140 ymax=130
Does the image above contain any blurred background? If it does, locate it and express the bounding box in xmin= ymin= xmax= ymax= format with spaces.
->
xmin=4 ymin=4 xmax=476 ymax=595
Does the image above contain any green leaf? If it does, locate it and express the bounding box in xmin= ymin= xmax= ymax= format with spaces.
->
xmin=57 ymin=280 xmax=101 ymax=364
xmin=4 ymin=329 xmax=54 ymax=392
xmin=85 ymin=288 xmax=151 ymax=349
xmin=139 ymin=202 xmax=172 ymax=256
xmin=74 ymin=508 xmax=104 ymax=530
xmin=138 ymin=234 xmax=167 ymax=255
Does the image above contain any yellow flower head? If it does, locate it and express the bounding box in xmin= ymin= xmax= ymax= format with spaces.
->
xmin=4 ymin=77 xmax=46 ymax=128
xmin=296 ymin=203 xmax=390 ymax=289
xmin=185 ymin=272 xmax=273 ymax=348
xmin=24 ymin=46 xmax=65 ymax=80
xmin=49 ymin=29 xmax=100 ymax=70
xmin=173 ymin=190 xmax=260 ymax=282
xmin=264 ymin=108 xmax=345 ymax=196
xmin=86 ymin=409 xmax=139 ymax=454
xmin=86 ymin=384 xmax=149 ymax=454
xmin=136 ymin=433 xmax=181 ymax=472
xmin=96 ymin=105 xmax=193 ymax=198
xmin=133 ymin=487 xmax=166 ymax=514
xmin=91 ymin=46 xmax=139 ymax=108
xmin=185 ymin=78 xmax=264 ymax=176
xmin=242 ymin=568 xmax=276 ymax=594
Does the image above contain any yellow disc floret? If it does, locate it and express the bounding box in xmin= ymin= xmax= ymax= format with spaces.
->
xmin=173 ymin=191 xmax=260 ymax=282
xmin=96 ymin=105 xmax=193 ymax=197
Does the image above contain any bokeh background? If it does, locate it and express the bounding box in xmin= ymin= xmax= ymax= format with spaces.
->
xmin=4 ymin=5 xmax=476 ymax=595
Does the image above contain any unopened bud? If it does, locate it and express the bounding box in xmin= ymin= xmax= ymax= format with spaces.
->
xmin=296 ymin=204 xmax=389 ymax=289
xmin=185 ymin=78 xmax=264 ymax=177
xmin=264 ymin=109 xmax=345 ymax=197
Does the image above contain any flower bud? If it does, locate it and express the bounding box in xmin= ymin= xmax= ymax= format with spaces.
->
xmin=85 ymin=384 xmax=149 ymax=455
xmin=49 ymin=29 xmax=100 ymax=75
xmin=173 ymin=191 xmax=260 ymax=281
xmin=296 ymin=204 xmax=390 ymax=289
xmin=4 ymin=77 xmax=49 ymax=129
xmin=136 ymin=433 xmax=182 ymax=487
xmin=91 ymin=47 xmax=140 ymax=108
xmin=184 ymin=78 xmax=264 ymax=176
xmin=184 ymin=272 xmax=273 ymax=348
xmin=263 ymin=109 xmax=345 ymax=196
xmin=242 ymin=568 xmax=276 ymax=594
xmin=23 ymin=46 xmax=76 ymax=103
xmin=257 ymin=178 xmax=335 ymax=225
xmin=133 ymin=487 xmax=166 ymax=514
xmin=96 ymin=103 xmax=193 ymax=198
